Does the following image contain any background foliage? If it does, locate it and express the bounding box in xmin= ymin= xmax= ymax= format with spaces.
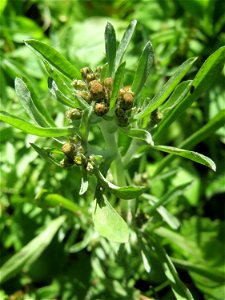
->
xmin=0 ymin=1 xmax=225 ymax=299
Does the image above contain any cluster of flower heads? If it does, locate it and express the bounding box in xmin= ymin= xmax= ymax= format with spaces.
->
xmin=61 ymin=136 xmax=101 ymax=172
xmin=69 ymin=66 xmax=135 ymax=126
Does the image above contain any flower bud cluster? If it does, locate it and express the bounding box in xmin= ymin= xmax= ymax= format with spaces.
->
xmin=72 ymin=67 xmax=113 ymax=117
xmin=61 ymin=137 xmax=85 ymax=167
xmin=60 ymin=136 xmax=102 ymax=174
xmin=115 ymin=86 xmax=134 ymax=127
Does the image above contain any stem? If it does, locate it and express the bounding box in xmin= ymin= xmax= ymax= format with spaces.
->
xmin=100 ymin=121 xmax=126 ymax=186
xmin=100 ymin=121 xmax=132 ymax=222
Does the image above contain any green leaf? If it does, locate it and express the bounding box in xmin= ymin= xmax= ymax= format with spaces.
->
xmin=25 ymin=39 xmax=81 ymax=80
xmin=132 ymin=41 xmax=154 ymax=96
xmin=96 ymin=170 xmax=146 ymax=199
xmin=160 ymin=80 xmax=193 ymax=114
xmin=114 ymin=20 xmax=137 ymax=73
xmin=120 ymin=128 xmax=153 ymax=145
xmin=110 ymin=62 xmax=126 ymax=109
xmin=48 ymin=78 xmax=79 ymax=108
xmin=93 ymin=196 xmax=129 ymax=243
xmin=155 ymin=46 xmax=225 ymax=137
xmin=151 ymin=145 xmax=216 ymax=171
xmin=135 ymin=57 xmax=198 ymax=120
xmin=105 ymin=22 xmax=116 ymax=76
xmin=150 ymin=238 xmax=195 ymax=300
xmin=15 ymin=78 xmax=53 ymax=127
xmin=0 ymin=111 xmax=73 ymax=137
xmin=0 ymin=216 xmax=65 ymax=283
xmin=154 ymin=110 xmax=225 ymax=174
xmin=79 ymin=172 xmax=89 ymax=195
xmin=35 ymin=190 xmax=81 ymax=214
xmin=172 ymin=258 xmax=225 ymax=283
xmin=30 ymin=143 xmax=61 ymax=166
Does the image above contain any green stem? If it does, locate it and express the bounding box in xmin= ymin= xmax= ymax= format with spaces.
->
xmin=100 ymin=121 xmax=132 ymax=222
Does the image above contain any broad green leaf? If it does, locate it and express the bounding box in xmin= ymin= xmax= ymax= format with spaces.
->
xmin=110 ymin=62 xmax=126 ymax=109
xmin=135 ymin=57 xmax=198 ymax=120
xmin=35 ymin=190 xmax=81 ymax=214
xmin=0 ymin=111 xmax=73 ymax=137
xmin=132 ymin=41 xmax=154 ymax=96
xmin=105 ymin=22 xmax=116 ymax=76
xmin=155 ymin=46 xmax=225 ymax=137
xmin=151 ymin=145 xmax=216 ymax=171
xmin=0 ymin=216 xmax=65 ymax=283
xmin=25 ymin=39 xmax=81 ymax=80
xmin=96 ymin=170 xmax=146 ymax=199
xmin=120 ymin=128 xmax=153 ymax=145
xmin=15 ymin=78 xmax=52 ymax=127
xmin=30 ymin=143 xmax=61 ymax=166
xmin=154 ymin=110 xmax=225 ymax=175
xmin=93 ymin=196 xmax=129 ymax=243
xmin=114 ymin=20 xmax=137 ymax=73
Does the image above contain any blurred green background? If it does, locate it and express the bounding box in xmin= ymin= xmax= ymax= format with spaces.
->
xmin=0 ymin=1 xmax=225 ymax=299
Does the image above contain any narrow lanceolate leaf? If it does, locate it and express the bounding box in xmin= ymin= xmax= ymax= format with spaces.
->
xmin=30 ymin=143 xmax=61 ymax=166
xmin=0 ymin=111 xmax=73 ymax=137
xmin=0 ymin=216 xmax=65 ymax=283
xmin=151 ymin=145 xmax=216 ymax=171
xmin=114 ymin=19 xmax=137 ymax=73
xmin=110 ymin=62 xmax=126 ymax=109
xmin=160 ymin=80 xmax=192 ymax=114
xmin=135 ymin=57 xmax=198 ymax=120
xmin=93 ymin=196 xmax=129 ymax=243
xmin=154 ymin=110 xmax=225 ymax=175
xmin=25 ymin=39 xmax=81 ymax=80
xmin=155 ymin=46 xmax=225 ymax=138
xmin=15 ymin=78 xmax=52 ymax=127
xmin=96 ymin=170 xmax=146 ymax=199
xmin=48 ymin=79 xmax=78 ymax=108
xmin=132 ymin=41 xmax=154 ymax=97
xmin=120 ymin=128 xmax=153 ymax=145
xmin=105 ymin=22 xmax=117 ymax=76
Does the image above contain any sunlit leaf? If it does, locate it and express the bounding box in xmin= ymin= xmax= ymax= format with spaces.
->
xmin=105 ymin=22 xmax=116 ymax=76
xmin=151 ymin=145 xmax=216 ymax=171
xmin=25 ymin=39 xmax=81 ymax=80
xmin=132 ymin=41 xmax=154 ymax=96
xmin=93 ymin=196 xmax=129 ymax=243
xmin=135 ymin=57 xmax=197 ymax=120
xmin=0 ymin=111 xmax=73 ymax=137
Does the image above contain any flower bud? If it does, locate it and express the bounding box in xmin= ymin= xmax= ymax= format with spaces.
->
xmin=62 ymin=143 xmax=75 ymax=156
xmin=103 ymin=77 xmax=113 ymax=88
xmin=94 ymin=102 xmax=109 ymax=116
xmin=89 ymin=80 xmax=103 ymax=94
xmin=119 ymin=92 xmax=134 ymax=110
xmin=66 ymin=108 xmax=82 ymax=120
xmin=71 ymin=79 xmax=86 ymax=90
xmin=80 ymin=67 xmax=93 ymax=80
xmin=77 ymin=91 xmax=92 ymax=103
